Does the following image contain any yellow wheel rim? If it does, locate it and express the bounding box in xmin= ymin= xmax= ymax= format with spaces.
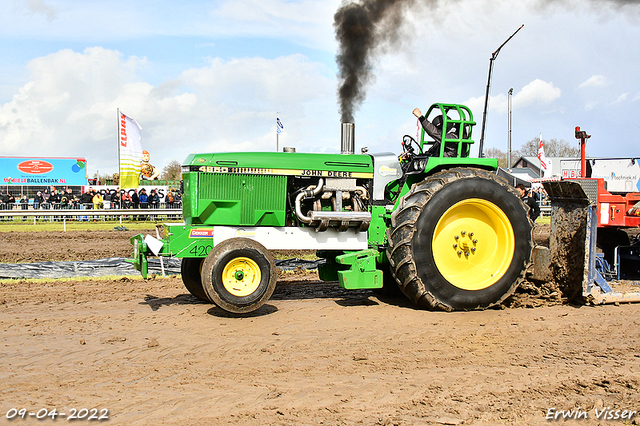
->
xmin=431 ymin=198 xmax=515 ymax=291
xmin=221 ymin=257 xmax=261 ymax=297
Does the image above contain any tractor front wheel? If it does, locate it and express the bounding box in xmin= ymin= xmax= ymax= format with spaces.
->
xmin=202 ymin=238 xmax=277 ymax=313
xmin=387 ymin=168 xmax=533 ymax=311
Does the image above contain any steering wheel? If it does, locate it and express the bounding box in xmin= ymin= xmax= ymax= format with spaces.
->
xmin=402 ymin=135 xmax=421 ymax=157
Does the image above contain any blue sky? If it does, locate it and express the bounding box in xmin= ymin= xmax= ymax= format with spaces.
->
xmin=1 ymin=0 xmax=639 ymax=177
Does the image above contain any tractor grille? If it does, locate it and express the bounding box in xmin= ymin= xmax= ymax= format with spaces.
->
xmin=197 ymin=173 xmax=287 ymax=225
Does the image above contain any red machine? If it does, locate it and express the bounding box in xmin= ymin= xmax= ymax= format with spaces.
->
xmin=542 ymin=127 xmax=640 ymax=305
xmin=574 ymin=126 xmax=640 ymax=229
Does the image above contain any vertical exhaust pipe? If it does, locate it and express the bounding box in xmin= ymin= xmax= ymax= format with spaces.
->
xmin=341 ymin=122 xmax=355 ymax=155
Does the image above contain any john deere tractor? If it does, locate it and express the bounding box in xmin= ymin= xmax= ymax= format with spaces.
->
xmin=130 ymin=103 xmax=533 ymax=313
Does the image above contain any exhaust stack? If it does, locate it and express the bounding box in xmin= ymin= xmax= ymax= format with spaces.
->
xmin=341 ymin=122 xmax=355 ymax=155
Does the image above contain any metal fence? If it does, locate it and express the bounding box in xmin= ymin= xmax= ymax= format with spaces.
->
xmin=540 ymin=203 xmax=551 ymax=217
xmin=0 ymin=203 xmax=183 ymax=228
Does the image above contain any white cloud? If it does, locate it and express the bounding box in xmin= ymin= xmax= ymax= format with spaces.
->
xmin=585 ymin=101 xmax=598 ymax=110
xmin=26 ymin=0 xmax=57 ymax=21
xmin=0 ymin=47 xmax=146 ymax=152
xmin=515 ymin=80 xmax=562 ymax=107
xmin=461 ymin=79 xmax=561 ymax=115
xmin=579 ymin=75 xmax=608 ymax=88
xmin=180 ymin=54 xmax=330 ymax=106
xmin=0 ymin=47 xmax=334 ymax=175
xmin=611 ymin=93 xmax=628 ymax=104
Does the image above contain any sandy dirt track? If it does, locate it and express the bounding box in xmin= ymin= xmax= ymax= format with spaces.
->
xmin=1 ymin=228 xmax=640 ymax=425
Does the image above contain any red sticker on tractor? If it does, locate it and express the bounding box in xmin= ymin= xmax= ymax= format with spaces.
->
xmin=189 ymin=228 xmax=214 ymax=238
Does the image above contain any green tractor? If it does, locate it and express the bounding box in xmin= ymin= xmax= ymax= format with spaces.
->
xmin=130 ymin=103 xmax=533 ymax=313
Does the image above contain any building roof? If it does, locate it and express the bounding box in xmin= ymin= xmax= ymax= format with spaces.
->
xmin=496 ymin=168 xmax=534 ymax=187
xmin=512 ymin=156 xmax=577 ymax=178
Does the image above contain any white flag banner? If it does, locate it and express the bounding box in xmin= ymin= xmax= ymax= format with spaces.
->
xmin=537 ymin=135 xmax=548 ymax=177
xmin=119 ymin=111 xmax=144 ymax=188
xmin=276 ymin=116 xmax=284 ymax=134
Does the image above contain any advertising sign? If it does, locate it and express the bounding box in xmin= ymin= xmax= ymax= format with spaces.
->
xmin=1 ymin=157 xmax=88 ymax=186
xmin=561 ymin=158 xmax=640 ymax=192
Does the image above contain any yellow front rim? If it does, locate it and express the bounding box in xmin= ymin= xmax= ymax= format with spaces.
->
xmin=432 ymin=198 xmax=515 ymax=291
xmin=221 ymin=257 xmax=261 ymax=297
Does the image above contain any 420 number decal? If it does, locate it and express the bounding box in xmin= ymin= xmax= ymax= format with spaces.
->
xmin=189 ymin=244 xmax=212 ymax=257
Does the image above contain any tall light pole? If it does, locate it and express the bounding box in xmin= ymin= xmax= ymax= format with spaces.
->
xmin=508 ymin=88 xmax=513 ymax=171
xmin=478 ymin=24 xmax=524 ymax=158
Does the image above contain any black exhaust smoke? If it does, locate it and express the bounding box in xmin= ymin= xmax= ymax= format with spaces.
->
xmin=334 ymin=0 xmax=417 ymax=123
xmin=333 ymin=0 xmax=638 ymax=124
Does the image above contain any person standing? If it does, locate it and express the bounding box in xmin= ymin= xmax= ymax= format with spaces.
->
xmin=166 ymin=190 xmax=175 ymax=209
xmin=33 ymin=191 xmax=43 ymax=210
xmin=0 ymin=191 xmax=7 ymax=221
xmin=42 ymin=188 xmax=51 ymax=210
xmin=81 ymin=188 xmax=94 ymax=209
xmin=6 ymin=191 xmax=16 ymax=221
xmin=7 ymin=191 xmax=16 ymax=209
xmin=148 ymin=189 xmax=160 ymax=209
xmin=131 ymin=189 xmax=140 ymax=210
xmin=92 ymin=191 xmax=103 ymax=209
xmin=516 ymin=184 xmax=540 ymax=222
xmin=102 ymin=190 xmax=112 ymax=210
xmin=110 ymin=189 xmax=120 ymax=209
xmin=139 ymin=189 xmax=148 ymax=208
xmin=120 ymin=190 xmax=132 ymax=209
xmin=148 ymin=189 xmax=159 ymax=220
xmin=59 ymin=192 xmax=69 ymax=209
xmin=19 ymin=194 xmax=29 ymax=221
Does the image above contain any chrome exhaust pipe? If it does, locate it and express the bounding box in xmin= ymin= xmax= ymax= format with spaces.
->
xmin=341 ymin=122 xmax=355 ymax=155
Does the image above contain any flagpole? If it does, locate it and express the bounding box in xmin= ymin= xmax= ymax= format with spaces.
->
xmin=276 ymin=112 xmax=279 ymax=152
xmin=117 ymin=108 xmax=121 ymax=187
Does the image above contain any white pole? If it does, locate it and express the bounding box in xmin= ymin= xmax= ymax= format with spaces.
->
xmin=117 ymin=108 xmax=121 ymax=186
xmin=156 ymin=227 xmax=165 ymax=277
xmin=508 ymin=88 xmax=513 ymax=171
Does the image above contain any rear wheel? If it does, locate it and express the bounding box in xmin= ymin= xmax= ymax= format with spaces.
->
xmin=201 ymin=238 xmax=277 ymax=313
xmin=386 ymin=168 xmax=533 ymax=311
xmin=180 ymin=257 xmax=210 ymax=301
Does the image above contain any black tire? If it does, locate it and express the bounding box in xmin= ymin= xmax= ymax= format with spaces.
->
xmin=201 ymin=238 xmax=277 ymax=314
xmin=180 ymin=257 xmax=210 ymax=301
xmin=386 ymin=168 xmax=533 ymax=311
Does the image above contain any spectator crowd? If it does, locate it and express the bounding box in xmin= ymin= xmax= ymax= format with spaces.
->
xmin=0 ymin=186 xmax=182 ymax=211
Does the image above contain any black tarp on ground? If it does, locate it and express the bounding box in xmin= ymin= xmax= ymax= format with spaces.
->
xmin=0 ymin=257 xmax=324 ymax=279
